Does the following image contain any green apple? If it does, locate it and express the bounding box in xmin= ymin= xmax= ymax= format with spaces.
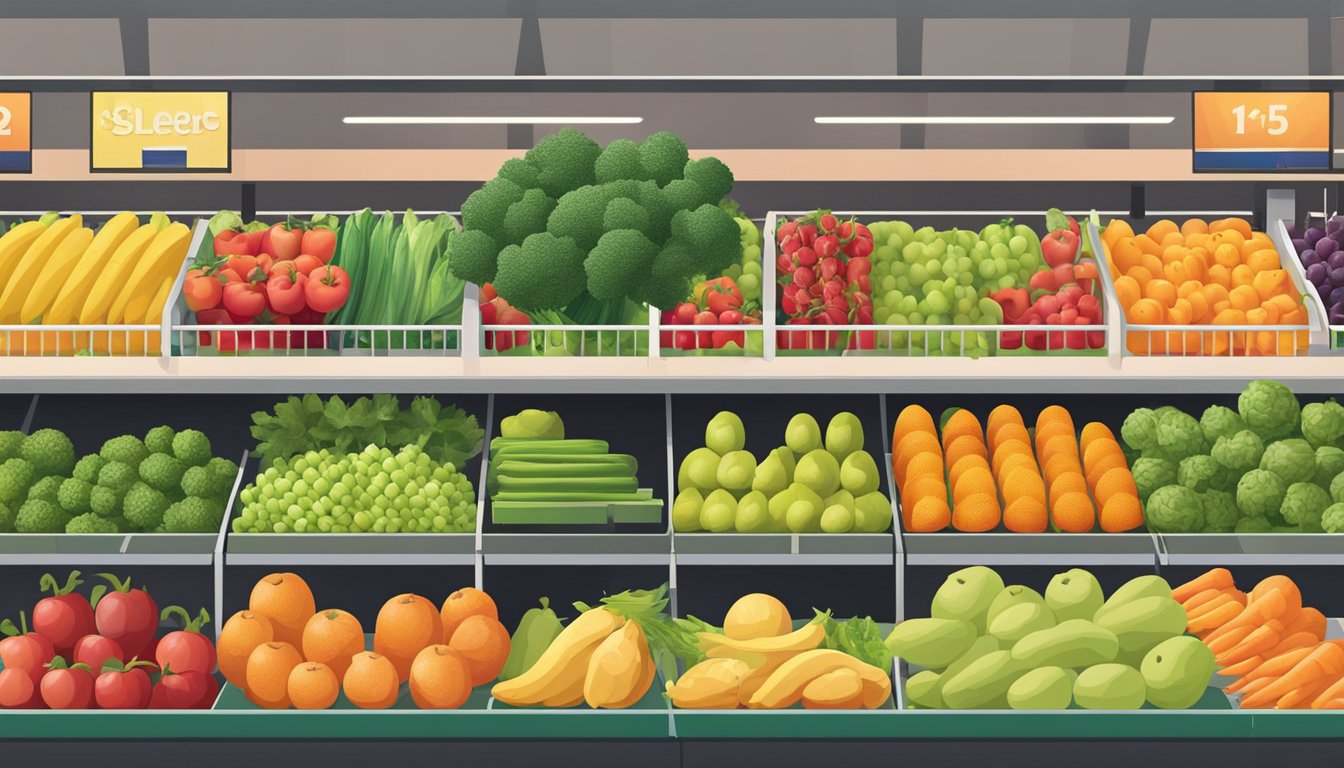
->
xmin=785 ymin=413 xmax=822 ymax=455
xmin=986 ymin=585 xmax=1047 ymax=628
xmin=1141 ymin=635 xmax=1215 ymax=709
xmin=853 ymin=491 xmax=894 ymax=533
xmin=786 ymin=499 xmax=822 ymax=532
xmin=671 ymin=488 xmax=704 ymax=532
xmin=931 ymin=566 xmax=1005 ymax=633
xmin=825 ymin=412 xmax=866 ymax=460
xmin=840 ymin=450 xmax=881 ymax=495
xmin=716 ymin=450 xmax=757 ymax=493
xmin=700 ymin=489 xmax=738 ymax=532
xmin=795 ymin=449 xmax=840 ymax=497
xmin=678 ymin=447 xmax=721 ymax=494
xmin=705 ymin=411 xmax=746 ymax=455
xmin=820 ymin=504 xmax=854 ymax=533
xmin=735 ymin=490 xmax=771 ymax=533
xmin=1045 ymin=569 xmax=1105 ymax=622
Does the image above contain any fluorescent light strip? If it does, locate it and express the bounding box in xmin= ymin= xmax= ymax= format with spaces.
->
xmin=817 ymin=116 xmax=1174 ymax=125
xmin=343 ymin=116 xmax=642 ymax=125
xmin=5 ymin=75 xmax=1343 ymax=81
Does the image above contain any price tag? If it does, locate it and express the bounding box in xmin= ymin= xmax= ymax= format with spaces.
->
xmin=1193 ymin=91 xmax=1331 ymax=172
xmin=91 ymin=91 xmax=231 ymax=172
xmin=0 ymin=92 xmax=32 ymax=174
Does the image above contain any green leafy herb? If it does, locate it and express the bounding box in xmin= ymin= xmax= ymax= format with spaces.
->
xmin=814 ymin=610 xmax=893 ymax=672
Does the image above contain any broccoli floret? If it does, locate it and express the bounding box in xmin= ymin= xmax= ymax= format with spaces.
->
xmin=639 ymin=131 xmax=689 ymax=186
xmin=524 ymin=128 xmax=601 ymax=198
xmin=1131 ymin=457 xmax=1177 ymax=501
xmin=1331 ymin=471 xmax=1344 ymax=504
xmin=1235 ymin=516 xmax=1273 ymax=534
xmin=1301 ymin=400 xmax=1344 ymax=448
xmin=1154 ymin=409 xmax=1206 ymax=462
xmin=123 ymin=482 xmax=169 ymax=530
xmin=661 ymin=178 xmax=711 ymax=213
xmin=1237 ymin=469 xmax=1288 ymax=519
xmin=1145 ymin=485 xmax=1205 ymax=533
xmin=670 ymin=204 xmax=742 ymax=276
xmin=1260 ymin=438 xmax=1316 ymax=484
xmin=500 ymin=188 xmax=557 ymax=247
xmin=139 ymin=453 xmax=187 ymax=493
xmin=584 ymin=230 xmax=659 ymax=302
xmin=496 ymin=157 xmax=540 ymax=189
xmin=0 ymin=431 xmax=23 ymax=461
xmin=15 ymin=499 xmax=69 ymax=533
xmin=21 ymin=429 xmax=75 ymax=478
xmin=594 ymin=139 xmax=648 ymax=184
xmin=100 ymin=435 xmax=149 ymax=469
xmin=636 ymin=242 xmax=697 ymax=312
xmin=1210 ymin=430 xmax=1264 ymax=474
xmin=207 ymin=456 xmax=240 ymax=483
xmin=164 ymin=496 xmax=225 ymax=533
xmin=1178 ymin=455 xmax=1228 ymax=493
xmin=57 ymin=477 xmax=93 ymax=516
xmin=107 ymin=515 xmax=134 ymax=533
xmin=144 ymin=425 xmax=176 ymax=455
xmin=27 ymin=475 xmax=60 ymax=505
xmin=1121 ymin=408 xmax=1159 ymax=454
xmin=1201 ymin=490 xmax=1239 ymax=532
xmin=72 ymin=454 xmax=106 ymax=484
xmin=634 ymin=181 xmax=674 ymax=243
xmin=0 ymin=501 xmax=13 ymax=532
xmin=1323 ymin=503 xmax=1344 ymax=534
xmin=491 ymin=232 xmax=586 ymax=312
xmin=461 ymin=176 xmax=525 ymax=243
xmin=65 ymin=512 xmax=117 ymax=534
xmin=1200 ymin=405 xmax=1246 ymax=445
xmin=0 ymin=458 xmax=33 ymax=505
xmin=1315 ymin=446 xmax=1344 ymax=488
xmin=171 ymin=429 xmax=212 ymax=467
xmin=89 ymin=485 xmax=121 ymax=518
xmin=181 ymin=465 xmax=233 ymax=499
xmin=547 ymin=185 xmax=616 ymax=252
xmin=602 ymin=198 xmax=650 ymax=234
xmin=1239 ymin=380 xmax=1301 ymax=442
xmin=1281 ymin=482 xmax=1331 ymax=528
xmin=447 ymin=229 xmax=500 ymax=286
xmin=682 ymin=157 xmax=734 ymax=204
xmin=97 ymin=461 xmax=137 ymax=494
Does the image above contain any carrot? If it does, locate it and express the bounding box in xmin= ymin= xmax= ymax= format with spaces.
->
xmin=1189 ymin=600 xmax=1245 ymax=634
xmin=1215 ymin=620 xmax=1283 ymax=666
xmin=1205 ymin=588 xmax=1289 ymax=642
xmin=1181 ymin=587 xmax=1226 ymax=613
xmin=1206 ymin=624 xmax=1255 ymax=656
xmin=1235 ymin=676 xmax=1277 ymax=700
xmin=1316 ymin=699 xmax=1344 ymax=709
xmin=1240 ymin=643 xmax=1344 ymax=709
xmin=1225 ymin=646 xmax=1316 ymax=693
xmin=1187 ymin=592 xmax=1237 ymax=621
xmin=1174 ymin=568 xmax=1234 ymax=603
xmin=1282 ymin=606 xmax=1327 ymax=641
xmin=1219 ymin=654 xmax=1263 ymax=679
xmin=1265 ymin=632 xmax=1324 ymax=660
xmin=1309 ymin=676 xmax=1344 ymax=709
xmin=1276 ymin=677 xmax=1336 ymax=710
xmin=1250 ymin=575 xmax=1301 ymax=611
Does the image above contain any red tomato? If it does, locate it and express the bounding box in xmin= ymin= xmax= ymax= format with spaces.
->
xmin=301 ymin=228 xmax=337 ymax=264
xmin=32 ymin=573 xmax=96 ymax=655
xmin=221 ymin=282 xmax=266 ymax=321
xmin=93 ymin=575 xmax=159 ymax=662
xmin=0 ymin=667 xmax=39 ymax=708
xmin=293 ymin=253 xmax=324 ymax=276
xmin=694 ymin=277 xmax=743 ymax=315
xmin=213 ymin=231 xmax=251 ymax=257
xmin=184 ymin=269 xmax=223 ymax=312
xmin=40 ymin=658 xmax=94 ymax=709
xmin=154 ymin=608 xmax=216 ymax=676
xmin=224 ymin=254 xmax=258 ymax=280
xmin=673 ymin=302 xmax=697 ymax=325
xmin=265 ymin=268 xmax=307 ymax=316
xmin=243 ymin=229 xmax=267 ymax=256
xmin=264 ymin=223 xmax=302 ymax=261
xmin=149 ymin=670 xmax=215 ymax=709
xmin=94 ymin=661 xmax=155 ymax=710
xmin=72 ymin=635 xmax=123 ymax=672
xmin=305 ymin=265 xmax=351 ymax=314
xmin=692 ymin=310 xmax=717 ymax=349
xmin=494 ymin=306 xmax=531 ymax=352
xmin=0 ymin=615 xmax=56 ymax=684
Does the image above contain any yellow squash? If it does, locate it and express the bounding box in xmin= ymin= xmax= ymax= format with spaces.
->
xmin=490 ymin=606 xmax=623 ymax=707
xmin=0 ymin=215 xmax=80 ymax=322
xmin=697 ymin=621 xmax=825 ymax=656
xmin=44 ymin=211 xmax=139 ymax=325
xmin=665 ymin=658 xmax=750 ymax=709
xmin=583 ymin=620 xmax=654 ymax=709
xmin=746 ymin=649 xmax=892 ymax=710
xmin=80 ymin=212 xmax=169 ymax=324
xmin=107 ymin=221 xmax=190 ymax=324
xmin=0 ymin=221 xmax=48 ymax=288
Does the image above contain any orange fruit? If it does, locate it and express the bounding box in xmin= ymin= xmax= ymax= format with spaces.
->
xmin=1078 ymin=423 xmax=1116 ymax=455
xmin=245 ymin=641 xmax=303 ymax=709
xmin=952 ymin=466 xmax=996 ymax=505
xmin=895 ymin=431 xmax=941 ymax=472
xmin=943 ymin=434 xmax=987 ymax=470
xmin=288 ymin=662 xmax=340 ymax=710
xmin=952 ymin=493 xmax=1001 ymax=532
xmin=1100 ymin=493 xmax=1145 ymax=533
xmin=907 ymin=496 xmax=951 ymax=532
xmin=441 ymin=587 xmax=500 ymax=643
xmin=1043 ymin=453 xmax=1083 ymax=484
xmin=901 ymin=475 xmax=947 ymax=511
xmin=948 ymin=456 xmax=991 ymax=492
xmin=1033 ymin=421 xmax=1075 ymax=450
xmin=1048 ymin=472 xmax=1089 ymax=508
xmin=375 ymin=593 xmax=443 ymax=682
xmin=446 ymin=615 xmax=511 ymax=687
xmin=1038 ymin=434 xmax=1080 ymax=466
xmin=902 ymin=452 xmax=944 ymax=486
xmin=989 ymin=423 xmax=1031 ymax=451
xmin=986 ymin=404 xmax=1023 ymax=434
xmin=1036 ymin=405 xmax=1074 ymax=430
xmin=1081 ymin=438 xmax=1124 ymax=469
xmin=893 ymin=405 xmax=936 ymax=448
xmin=994 ymin=452 xmax=1037 ymax=484
xmin=1146 ymin=218 xmax=1179 ymax=243
xmin=218 ymin=610 xmax=274 ymax=693
xmin=249 ymin=573 xmax=316 ymax=649
xmin=1113 ymin=274 xmax=1141 ymax=309
xmin=343 ymin=651 xmax=400 ymax=709
xmin=1003 ymin=496 xmax=1049 ymax=533
xmin=1084 ymin=452 xmax=1129 ymax=489
xmin=940 ymin=409 xmax=985 ymax=452
xmin=1052 ymin=491 xmax=1096 ymax=533
xmin=1001 ymin=467 xmax=1047 ymax=506
xmin=1092 ymin=467 xmax=1139 ymax=507
xmin=302 ymin=609 xmax=366 ymax=681
xmin=410 ymin=645 xmax=473 ymax=709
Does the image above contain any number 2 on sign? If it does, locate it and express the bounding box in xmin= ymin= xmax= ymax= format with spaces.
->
xmin=0 ymin=107 xmax=10 ymax=137
xmin=1232 ymin=104 xmax=1288 ymax=136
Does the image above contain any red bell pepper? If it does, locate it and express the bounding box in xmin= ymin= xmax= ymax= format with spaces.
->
xmin=990 ymin=287 xmax=1030 ymax=322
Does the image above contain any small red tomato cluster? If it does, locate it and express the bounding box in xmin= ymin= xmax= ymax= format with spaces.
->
xmin=660 ymin=276 xmax=762 ymax=350
xmin=991 ymin=216 xmax=1105 ymax=351
xmin=0 ymin=572 xmax=217 ymax=710
xmin=774 ymin=211 xmax=875 ymax=351
xmin=480 ymin=282 xmax=532 ymax=352
xmin=189 ymin=221 xmax=348 ymax=352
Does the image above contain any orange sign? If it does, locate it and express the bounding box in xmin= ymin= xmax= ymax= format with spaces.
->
xmin=0 ymin=92 xmax=31 ymax=173
xmin=1193 ymin=91 xmax=1331 ymax=171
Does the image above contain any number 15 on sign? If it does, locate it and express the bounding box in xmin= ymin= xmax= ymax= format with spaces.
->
xmin=1193 ymin=91 xmax=1331 ymax=172
xmin=1231 ymin=104 xmax=1288 ymax=136
xmin=0 ymin=92 xmax=31 ymax=174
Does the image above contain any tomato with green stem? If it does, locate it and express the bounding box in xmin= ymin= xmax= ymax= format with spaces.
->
xmin=263 ymin=223 xmax=302 ymax=261
xmin=301 ymin=227 xmax=337 ymax=264
xmin=305 ymin=265 xmax=351 ymax=314
xmin=93 ymin=574 xmax=158 ymax=662
xmin=32 ymin=570 xmax=97 ymax=654
xmin=155 ymin=607 xmax=215 ymax=676
xmin=149 ymin=667 xmax=217 ymax=709
xmin=94 ymin=658 xmax=156 ymax=709
xmin=222 ymin=280 xmax=267 ymax=323
xmin=40 ymin=657 xmax=94 ymax=709
xmin=0 ymin=667 xmax=38 ymax=708
xmin=73 ymin=634 xmax=123 ymax=671
xmin=265 ymin=266 xmax=307 ymax=317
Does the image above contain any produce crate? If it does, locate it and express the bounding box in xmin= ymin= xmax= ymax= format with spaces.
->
xmin=1278 ymin=217 xmax=1344 ymax=353
xmin=0 ymin=324 xmax=167 ymax=357
xmin=481 ymin=521 xmax=672 ymax=566
xmin=480 ymin=322 xmax=651 ymax=358
xmin=765 ymin=212 xmax=1110 ymax=359
xmin=1091 ymin=221 xmax=1323 ymax=358
xmin=899 ymin=530 xmax=1160 ymax=567
xmin=1155 ymin=532 xmax=1344 ymax=566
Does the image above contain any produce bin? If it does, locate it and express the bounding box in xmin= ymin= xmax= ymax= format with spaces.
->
xmin=765 ymin=211 xmax=1110 ymax=359
xmin=480 ymin=320 xmax=652 ymax=358
xmin=1155 ymin=533 xmax=1344 ymax=566
xmin=899 ymin=530 xmax=1160 ymax=567
xmin=1278 ymin=217 xmax=1344 ymax=353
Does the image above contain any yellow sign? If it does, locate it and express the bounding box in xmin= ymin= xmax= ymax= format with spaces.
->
xmin=91 ymin=91 xmax=231 ymax=172
xmin=0 ymin=92 xmax=31 ymax=173
xmin=1193 ymin=91 xmax=1331 ymax=171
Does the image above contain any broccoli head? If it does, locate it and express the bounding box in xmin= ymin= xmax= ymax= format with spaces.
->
xmin=1315 ymin=446 xmax=1344 ymax=488
xmin=461 ymin=176 xmax=525 ymax=243
xmin=1121 ymin=408 xmax=1159 ymax=454
xmin=97 ymin=461 xmax=137 ymax=494
xmin=1281 ymin=482 xmax=1331 ymax=528
xmin=639 ymin=131 xmax=689 ymax=186
xmin=584 ymin=230 xmax=659 ymax=302
xmin=602 ymin=198 xmax=650 ymax=234
xmin=496 ymin=157 xmax=540 ymax=189
xmin=661 ymin=178 xmax=711 ymax=214
xmin=1210 ymin=430 xmax=1264 ymax=474
xmin=1131 ymin=457 xmax=1177 ymax=501
xmin=594 ymin=139 xmax=649 ymax=184
xmin=100 ymin=435 xmax=149 ymax=469
xmin=1201 ymin=490 xmax=1239 ymax=532
xmin=164 ymin=496 xmax=225 ymax=533
xmin=1323 ymin=502 xmax=1344 ymax=533
xmin=0 ymin=430 xmax=23 ymax=461
xmin=547 ymin=185 xmax=616 ymax=252
xmin=21 ymin=429 xmax=75 ymax=478
xmin=123 ymin=482 xmax=169 ymax=530
xmin=171 ymin=429 xmax=212 ymax=467
xmin=27 ymin=475 xmax=60 ymax=505
xmin=524 ymin=128 xmax=600 ymax=198
xmin=1236 ymin=468 xmax=1288 ymax=519
xmin=0 ymin=501 xmax=13 ymax=532
xmin=491 ymin=232 xmax=586 ymax=312
xmin=670 ymin=204 xmax=742 ymax=276
xmin=15 ymin=499 xmax=70 ymax=533
xmin=635 ymin=181 xmax=674 ymax=243
xmin=1145 ymin=484 xmax=1205 ymax=533
xmin=1154 ymin=409 xmax=1205 ymax=462
xmin=501 ymin=188 xmax=557 ymax=247
xmin=207 ymin=456 xmax=240 ymax=483
xmin=140 ymin=453 xmax=187 ymax=493
xmin=447 ymin=229 xmax=500 ymax=286
xmin=682 ymin=157 xmax=734 ymax=204
xmin=1200 ymin=405 xmax=1246 ymax=445
xmin=1235 ymin=516 xmax=1273 ymax=533
xmin=0 ymin=458 xmax=33 ymax=505
xmin=636 ymin=243 xmax=697 ymax=312
xmin=1178 ymin=455 xmax=1229 ymax=493
xmin=89 ymin=485 xmax=121 ymax=518
xmin=1238 ymin=380 xmax=1301 ymax=442
xmin=181 ymin=464 xmax=233 ymax=499
xmin=72 ymin=454 xmax=106 ymax=484
xmin=144 ymin=425 xmax=176 ymax=455
xmin=1301 ymin=399 xmax=1344 ymax=448
xmin=1259 ymin=438 xmax=1316 ymax=484
xmin=65 ymin=512 xmax=118 ymax=534
xmin=57 ymin=477 xmax=93 ymax=516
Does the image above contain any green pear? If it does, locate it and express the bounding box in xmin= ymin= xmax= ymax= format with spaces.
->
xmin=672 ymin=488 xmax=704 ymax=532
xmin=931 ymin=566 xmax=1005 ymax=633
xmin=825 ymin=412 xmax=866 ymax=460
xmin=705 ymin=411 xmax=746 ymax=455
xmin=986 ymin=585 xmax=1047 ymax=628
xmin=716 ymin=450 xmax=757 ymax=493
xmin=853 ymin=491 xmax=894 ymax=533
xmin=766 ymin=486 xmax=798 ymax=532
xmin=987 ymin=603 xmax=1055 ymax=645
xmin=785 ymin=413 xmax=822 ymax=455
xmin=1094 ymin=575 xmax=1172 ymax=622
xmin=795 ymin=449 xmax=840 ymax=497
xmin=1007 ymin=667 xmax=1073 ymax=710
xmin=678 ymin=447 xmax=722 ymax=493
xmin=1074 ymin=664 xmax=1146 ymax=710
xmin=735 ymin=490 xmax=771 ymax=533
xmin=700 ymin=489 xmax=738 ymax=532
xmin=1141 ymin=636 xmax=1215 ymax=709
xmin=770 ymin=446 xmax=796 ymax=481
xmin=820 ymin=504 xmax=854 ymax=533
xmin=1045 ymin=569 xmax=1106 ymax=622
xmin=751 ymin=453 xmax=790 ymax=497
xmin=786 ymin=499 xmax=822 ymax=532
xmin=840 ymin=450 xmax=881 ymax=495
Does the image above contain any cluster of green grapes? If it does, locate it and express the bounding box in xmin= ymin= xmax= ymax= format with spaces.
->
xmin=867 ymin=219 xmax=1044 ymax=355
xmin=233 ymin=444 xmax=476 ymax=534
xmin=720 ymin=215 xmax=764 ymax=304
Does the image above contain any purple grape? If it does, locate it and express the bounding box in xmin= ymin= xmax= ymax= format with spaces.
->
xmin=1301 ymin=249 xmax=1322 ymax=268
xmin=1293 ymin=238 xmax=1311 ymax=253
xmin=1328 ymin=216 xmax=1344 ymax=235
xmin=1331 ymin=230 xmax=1344 ymax=247
xmin=1330 ymin=302 xmax=1344 ymax=325
xmin=1307 ymin=227 xmax=1326 ymax=247
xmin=1308 ymin=262 xmax=1329 ymax=285
xmin=1329 ymin=251 xmax=1344 ymax=271
xmin=1287 ymin=224 xmax=1302 ymax=239
xmin=1317 ymin=237 xmax=1339 ymax=258
xmin=1329 ymin=266 xmax=1344 ymax=286
xmin=1330 ymin=286 xmax=1344 ymax=306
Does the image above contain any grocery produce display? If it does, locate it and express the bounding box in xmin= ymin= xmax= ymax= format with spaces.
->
xmin=892 ymin=567 xmax=1217 ymax=710
xmin=774 ymin=210 xmax=876 ymax=352
xmin=1286 ymin=215 xmax=1344 ymax=348
xmin=673 ymin=410 xmax=893 ymax=534
xmin=1099 ymin=216 xmax=1309 ymax=356
xmin=1122 ymin=380 xmax=1344 ymax=533
xmin=893 ymin=402 xmax=1141 ymax=533
xmin=0 ymin=212 xmax=192 ymax=355
xmin=0 ymin=425 xmax=237 ymax=534
xmin=0 ymin=572 xmax=217 ymax=709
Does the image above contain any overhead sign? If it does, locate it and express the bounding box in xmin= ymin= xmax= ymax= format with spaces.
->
xmin=0 ymin=92 xmax=32 ymax=173
xmin=91 ymin=91 xmax=231 ymax=172
xmin=1193 ymin=91 xmax=1331 ymax=172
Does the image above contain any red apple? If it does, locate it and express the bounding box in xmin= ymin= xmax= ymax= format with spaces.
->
xmin=1042 ymin=229 xmax=1080 ymax=268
